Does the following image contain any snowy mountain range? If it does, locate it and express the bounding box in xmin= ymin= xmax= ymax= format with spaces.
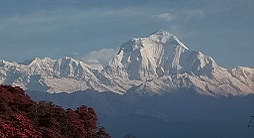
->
xmin=1 ymin=31 xmax=253 ymax=96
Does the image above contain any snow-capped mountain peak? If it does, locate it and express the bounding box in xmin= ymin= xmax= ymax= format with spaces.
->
xmin=108 ymin=31 xmax=192 ymax=80
xmin=120 ymin=31 xmax=188 ymax=52
xmin=147 ymin=31 xmax=188 ymax=49
xmin=0 ymin=31 xmax=253 ymax=96
xmin=105 ymin=31 xmax=254 ymax=95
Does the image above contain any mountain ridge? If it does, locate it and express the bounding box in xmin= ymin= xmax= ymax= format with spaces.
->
xmin=0 ymin=31 xmax=253 ymax=96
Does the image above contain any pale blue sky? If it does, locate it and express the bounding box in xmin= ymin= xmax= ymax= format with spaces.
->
xmin=0 ymin=0 xmax=253 ymax=69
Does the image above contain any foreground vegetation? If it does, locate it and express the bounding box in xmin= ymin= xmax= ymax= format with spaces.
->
xmin=0 ymin=85 xmax=110 ymax=138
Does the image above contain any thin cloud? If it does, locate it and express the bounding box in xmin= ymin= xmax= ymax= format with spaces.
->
xmin=153 ymin=9 xmax=205 ymax=22
xmin=82 ymin=48 xmax=119 ymax=66
xmin=72 ymin=52 xmax=80 ymax=56
xmin=0 ymin=7 xmax=147 ymax=28
xmin=184 ymin=9 xmax=205 ymax=20
xmin=0 ymin=7 xmax=151 ymax=39
xmin=154 ymin=12 xmax=177 ymax=22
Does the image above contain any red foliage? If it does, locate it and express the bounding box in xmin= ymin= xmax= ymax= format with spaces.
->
xmin=0 ymin=85 xmax=110 ymax=138
xmin=0 ymin=114 xmax=41 ymax=138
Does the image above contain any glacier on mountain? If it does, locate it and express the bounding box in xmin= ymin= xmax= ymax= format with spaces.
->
xmin=0 ymin=31 xmax=253 ymax=96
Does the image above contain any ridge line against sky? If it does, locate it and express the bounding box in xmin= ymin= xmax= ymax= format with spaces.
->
xmin=0 ymin=0 xmax=253 ymax=69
